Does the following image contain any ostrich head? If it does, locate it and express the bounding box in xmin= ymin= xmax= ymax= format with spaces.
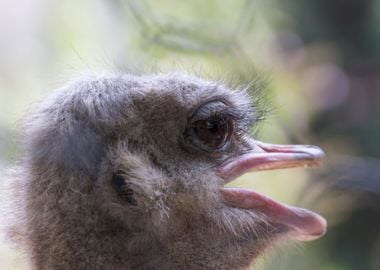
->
xmin=15 ymin=72 xmax=326 ymax=269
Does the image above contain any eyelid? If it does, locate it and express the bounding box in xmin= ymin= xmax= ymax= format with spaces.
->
xmin=190 ymin=101 xmax=228 ymax=119
xmin=190 ymin=101 xmax=245 ymax=124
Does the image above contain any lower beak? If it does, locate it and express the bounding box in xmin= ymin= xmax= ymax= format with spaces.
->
xmin=219 ymin=140 xmax=325 ymax=181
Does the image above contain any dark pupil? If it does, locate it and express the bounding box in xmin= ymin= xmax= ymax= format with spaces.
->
xmin=193 ymin=117 xmax=230 ymax=149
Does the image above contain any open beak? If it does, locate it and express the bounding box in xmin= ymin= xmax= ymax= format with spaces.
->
xmin=219 ymin=140 xmax=327 ymax=241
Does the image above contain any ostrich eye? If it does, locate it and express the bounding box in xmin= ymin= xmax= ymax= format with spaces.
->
xmin=192 ymin=116 xmax=233 ymax=150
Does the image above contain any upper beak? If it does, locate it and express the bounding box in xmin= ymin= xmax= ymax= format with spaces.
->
xmin=219 ymin=140 xmax=325 ymax=181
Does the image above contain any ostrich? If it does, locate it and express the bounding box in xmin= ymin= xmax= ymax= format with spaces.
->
xmin=3 ymin=72 xmax=326 ymax=270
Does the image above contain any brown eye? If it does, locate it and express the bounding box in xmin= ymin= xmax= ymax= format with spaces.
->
xmin=192 ymin=116 xmax=233 ymax=150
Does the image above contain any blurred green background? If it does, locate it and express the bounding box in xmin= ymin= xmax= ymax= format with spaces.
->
xmin=1 ymin=0 xmax=380 ymax=269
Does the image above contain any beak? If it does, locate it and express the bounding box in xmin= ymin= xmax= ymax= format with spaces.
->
xmin=219 ymin=140 xmax=325 ymax=181
xmin=219 ymin=140 xmax=327 ymax=241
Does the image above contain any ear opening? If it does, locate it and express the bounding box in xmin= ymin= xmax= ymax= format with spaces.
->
xmin=105 ymin=146 xmax=171 ymax=219
xmin=112 ymin=171 xmax=138 ymax=206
